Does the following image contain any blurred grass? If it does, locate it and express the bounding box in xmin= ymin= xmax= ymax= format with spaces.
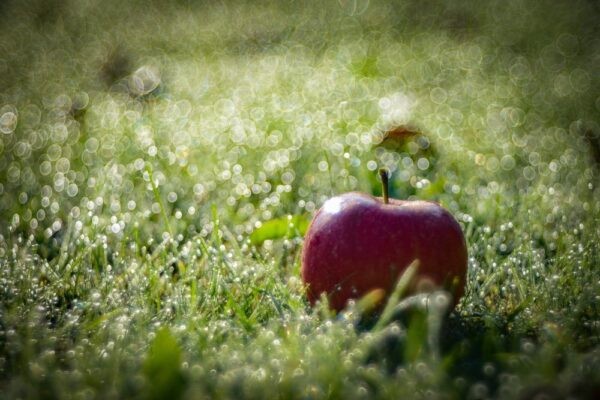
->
xmin=0 ymin=0 xmax=599 ymax=398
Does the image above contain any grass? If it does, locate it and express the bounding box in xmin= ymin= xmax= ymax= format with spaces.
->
xmin=0 ymin=0 xmax=599 ymax=398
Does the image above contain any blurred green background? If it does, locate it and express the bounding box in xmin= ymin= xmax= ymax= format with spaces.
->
xmin=0 ymin=0 xmax=599 ymax=398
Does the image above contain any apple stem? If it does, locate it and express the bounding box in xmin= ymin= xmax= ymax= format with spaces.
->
xmin=379 ymin=168 xmax=389 ymax=204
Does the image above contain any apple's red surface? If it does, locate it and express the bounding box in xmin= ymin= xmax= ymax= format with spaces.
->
xmin=301 ymin=192 xmax=468 ymax=311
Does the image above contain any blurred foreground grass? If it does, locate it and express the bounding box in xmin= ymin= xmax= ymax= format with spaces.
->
xmin=0 ymin=0 xmax=599 ymax=398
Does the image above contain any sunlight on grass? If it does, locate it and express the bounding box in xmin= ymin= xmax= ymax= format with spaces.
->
xmin=0 ymin=0 xmax=599 ymax=398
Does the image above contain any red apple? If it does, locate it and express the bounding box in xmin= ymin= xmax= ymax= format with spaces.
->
xmin=301 ymin=170 xmax=467 ymax=311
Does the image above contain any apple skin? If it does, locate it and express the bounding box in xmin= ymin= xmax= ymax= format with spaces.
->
xmin=301 ymin=192 xmax=467 ymax=311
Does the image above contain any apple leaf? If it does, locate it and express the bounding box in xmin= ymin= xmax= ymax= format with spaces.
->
xmin=418 ymin=176 xmax=445 ymax=199
xmin=250 ymin=214 xmax=310 ymax=245
xmin=142 ymin=328 xmax=187 ymax=400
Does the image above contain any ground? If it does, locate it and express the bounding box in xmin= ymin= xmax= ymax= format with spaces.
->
xmin=0 ymin=0 xmax=599 ymax=398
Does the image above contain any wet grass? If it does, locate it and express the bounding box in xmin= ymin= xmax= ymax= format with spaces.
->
xmin=0 ymin=0 xmax=599 ymax=398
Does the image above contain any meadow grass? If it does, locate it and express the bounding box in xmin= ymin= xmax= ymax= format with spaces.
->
xmin=0 ymin=0 xmax=599 ymax=398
